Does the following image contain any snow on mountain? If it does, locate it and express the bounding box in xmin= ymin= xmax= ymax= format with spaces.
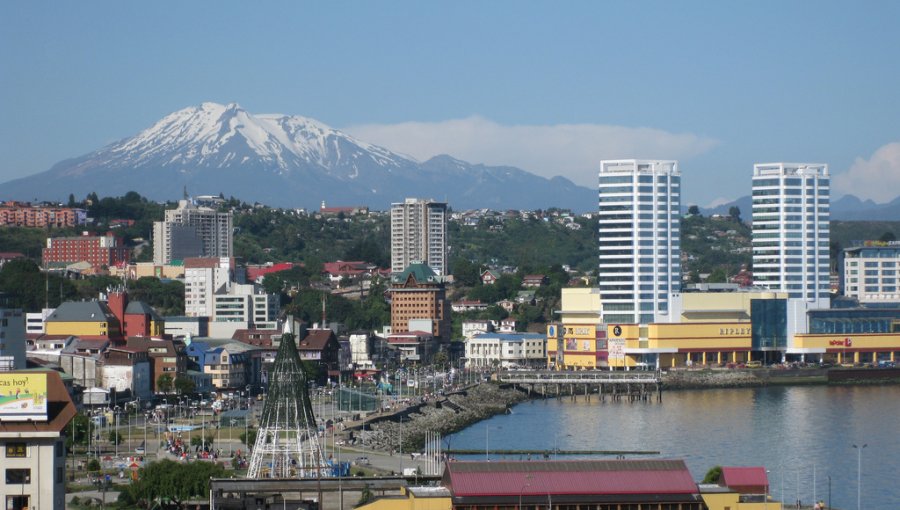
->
xmin=0 ymin=103 xmax=596 ymax=211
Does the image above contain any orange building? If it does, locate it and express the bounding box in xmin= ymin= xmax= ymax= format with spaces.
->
xmin=0 ymin=202 xmax=87 ymax=227
xmin=390 ymin=263 xmax=451 ymax=341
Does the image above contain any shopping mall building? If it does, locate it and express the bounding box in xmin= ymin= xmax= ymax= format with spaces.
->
xmin=548 ymin=287 xmax=900 ymax=370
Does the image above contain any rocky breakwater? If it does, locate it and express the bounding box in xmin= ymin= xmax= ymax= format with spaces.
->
xmin=356 ymin=383 xmax=527 ymax=453
xmin=662 ymin=367 xmax=829 ymax=389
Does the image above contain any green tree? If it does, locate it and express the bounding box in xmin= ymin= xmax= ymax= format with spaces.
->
xmin=451 ymin=257 xmax=481 ymax=287
xmin=190 ymin=435 xmax=215 ymax=447
xmin=239 ymin=427 xmax=258 ymax=448
xmin=879 ymin=231 xmax=897 ymax=242
xmin=687 ymin=205 xmax=701 ymax=216
xmin=0 ymin=258 xmax=78 ymax=311
xmin=123 ymin=459 xmax=226 ymax=509
xmin=86 ymin=458 xmax=101 ymax=472
xmin=432 ymin=351 xmax=449 ymax=369
xmin=157 ymin=374 xmax=174 ymax=395
xmin=707 ymin=267 xmax=729 ymax=283
xmin=174 ymin=376 xmax=195 ymax=396
xmin=703 ymin=466 xmax=723 ymax=484
xmin=64 ymin=414 xmax=94 ymax=448
xmin=728 ymin=206 xmax=742 ymax=223
xmin=358 ymin=484 xmax=374 ymax=506
xmin=108 ymin=430 xmax=122 ymax=445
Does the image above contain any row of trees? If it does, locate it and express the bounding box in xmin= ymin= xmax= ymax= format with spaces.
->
xmin=0 ymin=258 xmax=184 ymax=314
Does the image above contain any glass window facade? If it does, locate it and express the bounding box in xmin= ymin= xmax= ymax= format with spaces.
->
xmin=751 ymin=299 xmax=787 ymax=349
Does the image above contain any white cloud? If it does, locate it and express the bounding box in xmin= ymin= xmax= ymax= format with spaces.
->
xmin=833 ymin=142 xmax=900 ymax=203
xmin=343 ymin=116 xmax=718 ymax=188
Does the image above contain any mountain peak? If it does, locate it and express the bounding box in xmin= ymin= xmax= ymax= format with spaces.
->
xmin=0 ymin=102 xmax=599 ymax=211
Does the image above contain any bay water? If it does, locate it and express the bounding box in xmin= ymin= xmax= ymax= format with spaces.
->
xmin=446 ymin=385 xmax=900 ymax=509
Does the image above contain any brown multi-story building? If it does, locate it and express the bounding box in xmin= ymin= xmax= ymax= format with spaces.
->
xmin=124 ymin=337 xmax=186 ymax=393
xmin=42 ymin=233 xmax=129 ymax=270
xmin=0 ymin=202 xmax=87 ymax=227
xmin=390 ymin=263 xmax=451 ymax=342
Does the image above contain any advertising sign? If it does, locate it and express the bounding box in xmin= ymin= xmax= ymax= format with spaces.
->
xmin=0 ymin=373 xmax=48 ymax=422
xmin=608 ymin=338 xmax=625 ymax=366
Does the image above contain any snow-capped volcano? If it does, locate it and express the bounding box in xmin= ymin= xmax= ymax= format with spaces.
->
xmin=1 ymin=102 xmax=595 ymax=211
xmin=80 ymin=102 xmax=414 ymax=178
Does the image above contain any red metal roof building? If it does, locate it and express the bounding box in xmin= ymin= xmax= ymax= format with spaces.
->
xmin=442 ymin=460 xmax=706 ymax=510
xmin=718 ymin=466 xmax=769 ymax=495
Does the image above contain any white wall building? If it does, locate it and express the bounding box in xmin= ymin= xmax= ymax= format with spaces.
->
xmin=842 ymin=244 xmax=900 ymax=303
xmin=184 ymin=257 xmax=236 ymax=318
xmin=209 ymin=283 xmax=278 ymax=338
xmin=461 ymin=320 xmax=494 ymax=341
xmin=598 ymin=160 xmax=681 ymax=325
xmin=752 ymin=163 xmax=830 ymax=303
xmin=391 ymin=198 xmax=448 ymax=275
xmin=24 ymin=308 xmax=53 ymax=336
xmin=153 ymin=200 xmax=233 ymax=265
xmin=465 ymin=332 xmax=546 ymax=368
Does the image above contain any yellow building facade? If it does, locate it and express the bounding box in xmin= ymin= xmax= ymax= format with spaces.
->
xmin=547 ymin=288 xmax=606 ymax=369
xmin=793 ymin=333 xmax=898 ymax=364
xmin=357 ymin=487 xmax=451 ymax=510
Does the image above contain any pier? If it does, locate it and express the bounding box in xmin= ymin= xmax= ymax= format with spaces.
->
xmin=498 ymin=370 xmax=663 ymax=402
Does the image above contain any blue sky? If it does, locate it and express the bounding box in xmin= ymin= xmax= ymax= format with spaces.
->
xmin=2 ymin=1 xmax=900 ymax=207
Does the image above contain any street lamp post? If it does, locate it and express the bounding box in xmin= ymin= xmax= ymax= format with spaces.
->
xmin=114 ymin=406 xmax=120 ymax=459
xmin=519 ymin=474 xmax=532 ymax=510
xmin=852 ymin=443 xmax=867 ymax=510
xmin=485 ymin=425 xmax=501 ymax=461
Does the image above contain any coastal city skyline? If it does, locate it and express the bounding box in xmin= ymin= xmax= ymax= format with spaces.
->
xmin=3 ymin=3 xmax=900 ymax=509
xmin=3 ymin=2 xmax=900 ymax=208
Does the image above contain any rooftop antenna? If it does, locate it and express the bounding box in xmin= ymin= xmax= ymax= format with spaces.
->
xmin=321 ymin=294 xmax=327 ymax=329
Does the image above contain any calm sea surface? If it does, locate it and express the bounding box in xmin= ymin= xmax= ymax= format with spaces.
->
xmin=446 ymin=385 xmax=900 ymax=509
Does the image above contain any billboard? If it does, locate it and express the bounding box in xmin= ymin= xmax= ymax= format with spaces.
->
xmin=0 ymin=373 xmax=48 ymax=421
xmin=608 ymin=338 xmax=626 ymax=367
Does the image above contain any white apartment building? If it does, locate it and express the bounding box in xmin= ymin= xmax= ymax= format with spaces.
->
xmin=752 ymin=163 xmax=830 ymax=302
xmin=184 ymin=257 xmax=236 ymax=318
xmin=24 ymin=308 xmax=53 ymax=336
xmin=212 ymin=284 xmax=278 ymax=329
xmin=153 ymin=200 xmax=232 ymax=265
xmin=391 ymin=198 xmax=448 ymax=275
xmin=0 ymin=305 xmax=25 ymax=370
xmin=465 ymin=332 xmax=546 ymax=368
xmin=598 ymin=160 xmax=681 ymax=325
xmin=842 ymin=244 xmax=900 ymax=304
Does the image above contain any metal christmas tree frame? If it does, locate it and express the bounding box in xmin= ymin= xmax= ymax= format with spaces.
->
xmin=247 ymin=328 xmax=327 ymax=478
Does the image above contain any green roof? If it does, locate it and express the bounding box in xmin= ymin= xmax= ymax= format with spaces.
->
xmin=392 ymin=262 xmax=440 ymax=284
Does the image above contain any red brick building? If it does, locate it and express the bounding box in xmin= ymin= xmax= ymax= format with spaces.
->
xmin=42 ymin=233 xmax=129 ymax=270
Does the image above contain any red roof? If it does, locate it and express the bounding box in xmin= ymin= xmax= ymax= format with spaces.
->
xmin=720 ymin=467 xmax=769 ymax=489
xmin=446 ymin=460 xmax=698 ymax=497
xmin=246 ymin=262 xmax=296 ymax=281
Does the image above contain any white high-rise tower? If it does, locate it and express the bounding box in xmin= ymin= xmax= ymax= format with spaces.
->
xmin=598 ymin=160 xmax=681 ymax=325
xmin=390 ymin=198 xmax=448 ymax=275
xmin=751 ymin=163 xmax=830 ymax=301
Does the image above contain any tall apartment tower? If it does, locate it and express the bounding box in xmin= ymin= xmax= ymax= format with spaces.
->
xmin=752 ymin=163 xmax=830 ymax=301
xmin=152 ymin=200 xmax=233 ymax=265
xmin=390 ymin=198 xmax=448 ymax=275
xmin=598 ymin=160 xmax=681 ymax=325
